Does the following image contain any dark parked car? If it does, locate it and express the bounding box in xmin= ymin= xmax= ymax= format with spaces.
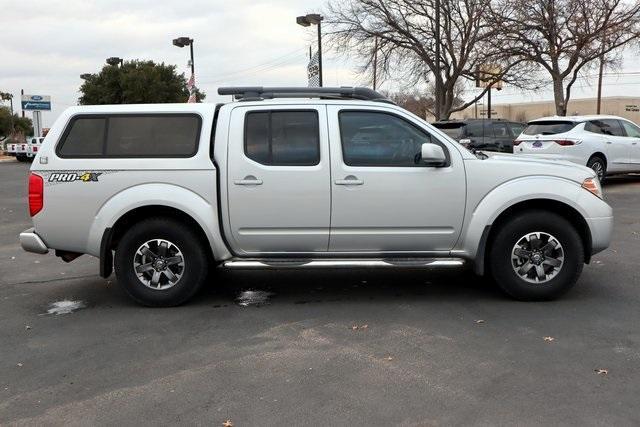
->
xmin=432 ymin=119 xmax=525 ymax=153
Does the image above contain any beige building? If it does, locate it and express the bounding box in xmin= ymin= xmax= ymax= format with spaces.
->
xmin=446 ymin=96 xmax=640 ymax=124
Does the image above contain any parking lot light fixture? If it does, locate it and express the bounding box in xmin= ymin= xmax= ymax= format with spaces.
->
xmin=80 ymin=73 xmax=93 ymax=80
xmin=106 ymin=57 xmax=124 ymax=67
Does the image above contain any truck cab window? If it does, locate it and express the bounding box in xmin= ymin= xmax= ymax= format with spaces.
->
xmin=244 ymin=110 xmax=320 ymax=166
xmin=339 ymin=111 xmax=437 ymax=167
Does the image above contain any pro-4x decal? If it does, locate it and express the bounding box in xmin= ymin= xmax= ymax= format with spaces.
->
xmin=48 ymin=172 xmax=103 ymax=183
xmin=40 ymin=170 xmax=119 ymax=186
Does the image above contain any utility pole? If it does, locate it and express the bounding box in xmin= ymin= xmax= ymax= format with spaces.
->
xmin=487 ymin=86 xmax=492 ymax=119
xmin=434 ymin=0 xmax=441 ymax=121
xmin=596 ymin=43 xmax=605 ymax=114
xmin=373 ymin=36 xmax=378 ymax=91
xmin=317 ymin=20 xmax=323 ymax=87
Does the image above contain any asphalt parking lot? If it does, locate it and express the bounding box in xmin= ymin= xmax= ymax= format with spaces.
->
xmin=1 ymin=160 xmax=639 ymax=426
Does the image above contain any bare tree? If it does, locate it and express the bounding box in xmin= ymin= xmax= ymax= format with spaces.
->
xmin=492 ymin=0 xmax=640 ymax=116
xmin=384 ymin=84 xmax=465 ymax=118
xmin=326 ymin=0 xmax=535 ymax=120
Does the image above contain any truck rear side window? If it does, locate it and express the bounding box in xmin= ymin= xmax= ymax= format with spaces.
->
xmin=58 ymin=118 xmax=105 ymax=157
xmin=244 ymin=110 xmax=320 ymax=166
xmin=57 ymin=114 xmax=201 ymax=158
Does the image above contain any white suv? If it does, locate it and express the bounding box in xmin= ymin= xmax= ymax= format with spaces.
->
xmin=513 ymin=115 xmax=640 ymax=181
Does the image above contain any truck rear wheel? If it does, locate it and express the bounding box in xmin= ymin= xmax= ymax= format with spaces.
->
xmin=114 ymin=218 xmax=208 ymax=306
xmin=489 ymin=210 xmax=584 ymax=301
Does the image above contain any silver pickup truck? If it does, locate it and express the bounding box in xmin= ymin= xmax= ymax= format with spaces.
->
xmin=20 ymin=87 xmax=613 ymax=306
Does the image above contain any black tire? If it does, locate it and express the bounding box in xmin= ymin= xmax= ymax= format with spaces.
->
xmin=587 ymin=155 xmax=606 ymax=183
xmin=16 ymin=155 xmax=26 ymax=162
xmin=114 ymin=217 xmax=208 ymax=307
xmin=489 ymin=210 xmax=584 ymax=301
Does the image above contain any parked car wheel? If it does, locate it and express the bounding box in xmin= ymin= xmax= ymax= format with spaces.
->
xmin=587 ymin=155 xmax=606 ymax=182
xmin=489 ymin=210 xmax=584 ymax=301
xmin=16 ymin=154 xmax=27 ymax=162
xmin=114 ymin=217 xmax=208 ymax=307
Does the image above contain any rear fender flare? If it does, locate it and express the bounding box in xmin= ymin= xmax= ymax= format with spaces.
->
xmin=87 ymin=183 xmax=229 ymax=260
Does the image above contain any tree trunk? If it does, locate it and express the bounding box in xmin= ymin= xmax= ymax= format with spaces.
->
xmin=552 ymin=76 xmax=567 ymax=116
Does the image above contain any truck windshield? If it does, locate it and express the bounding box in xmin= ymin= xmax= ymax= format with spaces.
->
xmin=523 ymin=121 xmax=577 ymax=135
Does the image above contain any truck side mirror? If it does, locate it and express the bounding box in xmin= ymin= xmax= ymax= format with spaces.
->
xmin=421 ymin=143 xmax=447 ymax=167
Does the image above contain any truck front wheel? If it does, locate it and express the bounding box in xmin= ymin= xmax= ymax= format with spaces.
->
xmin=489 ymin=211 xmax=584 ymax=301
xmin=114 ymin=218 xmax=208 ymax=306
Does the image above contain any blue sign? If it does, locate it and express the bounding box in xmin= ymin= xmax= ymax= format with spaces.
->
xmin=21 ymin=94 xmax=51 ymax=111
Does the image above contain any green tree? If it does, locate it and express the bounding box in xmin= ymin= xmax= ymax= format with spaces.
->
xmin=0 ymin=107 xmax=33 ymax=137
xmin=79 ymin=60 xmax=205 ymax=105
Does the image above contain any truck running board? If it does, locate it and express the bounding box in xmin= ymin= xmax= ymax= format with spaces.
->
xmin=223 ymin=258 xmax=465 ymax=269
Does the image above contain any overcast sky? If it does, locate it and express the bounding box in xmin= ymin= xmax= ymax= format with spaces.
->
xmin=2 ymin=0 xmax=640 ymax=127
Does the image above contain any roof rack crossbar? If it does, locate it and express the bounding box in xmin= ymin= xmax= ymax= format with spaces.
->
xmin=217 ymin=86 xmax=394 ymax=104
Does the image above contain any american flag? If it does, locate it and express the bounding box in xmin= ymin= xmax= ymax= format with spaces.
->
xmin=187 ymin=73 xmax=196 ymax=103
xmin=307 ymin=51 xmax=320 ymax=88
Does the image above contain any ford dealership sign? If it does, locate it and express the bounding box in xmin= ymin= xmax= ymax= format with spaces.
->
xmin=21 ymin=94 xmax=51 ymax=111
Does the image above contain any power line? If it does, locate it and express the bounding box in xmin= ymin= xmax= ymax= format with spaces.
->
xmin=197 ymin=47 xmax=306 ymax=82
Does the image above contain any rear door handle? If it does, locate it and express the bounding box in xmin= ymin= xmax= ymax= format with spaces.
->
xmin=234 ymin=176 xmax=263 ymax=186
xmin=335 ymin=175 xmax=364 ymax=186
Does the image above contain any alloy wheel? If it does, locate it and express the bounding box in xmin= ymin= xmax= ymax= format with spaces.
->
xmin=133 ymin=239 xmax=185 ymax=290
xmin=590 ymin=161 xmax=604 ymax=181
xmin=511 ymin=232 xmax=564 ymax=284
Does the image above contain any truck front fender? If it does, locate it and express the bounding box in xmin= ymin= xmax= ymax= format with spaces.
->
xmin=454 ymin=177 xmax=587 ymax=274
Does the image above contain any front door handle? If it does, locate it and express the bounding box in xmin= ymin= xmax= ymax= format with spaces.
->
xmin=335 ymin=175 xmax=364 ymax=186
xmin=234 ymin=175 xmax=263 ymax=186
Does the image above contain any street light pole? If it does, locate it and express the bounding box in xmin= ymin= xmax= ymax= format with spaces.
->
xmin=189 ymin=41 xmax=195 ymax=76
xmin=296 ymin=13 xmax=324 ymax=87
xmin=173 ymin=36 xmax=196 ymax=102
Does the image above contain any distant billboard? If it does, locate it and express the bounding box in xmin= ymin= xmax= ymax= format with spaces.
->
xmin=21 ymin=95 xmax=51 ymax=111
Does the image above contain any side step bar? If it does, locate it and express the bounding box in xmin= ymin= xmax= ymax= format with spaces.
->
xmin=223 ymin=258 xmax=465 ymax=269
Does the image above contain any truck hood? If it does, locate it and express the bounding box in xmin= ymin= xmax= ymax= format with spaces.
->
xmin=476 ymin=152 xmax=595 ymax=184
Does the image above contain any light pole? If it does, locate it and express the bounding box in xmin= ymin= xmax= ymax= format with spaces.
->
xmin=296 ymin=13 xmax=323 ymax=87
xmin=106 ymin=57 xmax=124 ymax=67
xmin=173 ymin=37 xmax=196 ymax=102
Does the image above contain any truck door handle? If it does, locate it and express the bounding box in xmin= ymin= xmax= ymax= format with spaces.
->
xmin=606 ymin=141 xmax=612 ymax=144
xmin=234 ymin=176 xmax=263 ymax=186
xmin=335 ymin=175 xmax=364 ymax=186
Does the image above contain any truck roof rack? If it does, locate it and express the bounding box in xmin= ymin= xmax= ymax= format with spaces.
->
xmin=217 ymin=86 xmax=395 ymax=104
